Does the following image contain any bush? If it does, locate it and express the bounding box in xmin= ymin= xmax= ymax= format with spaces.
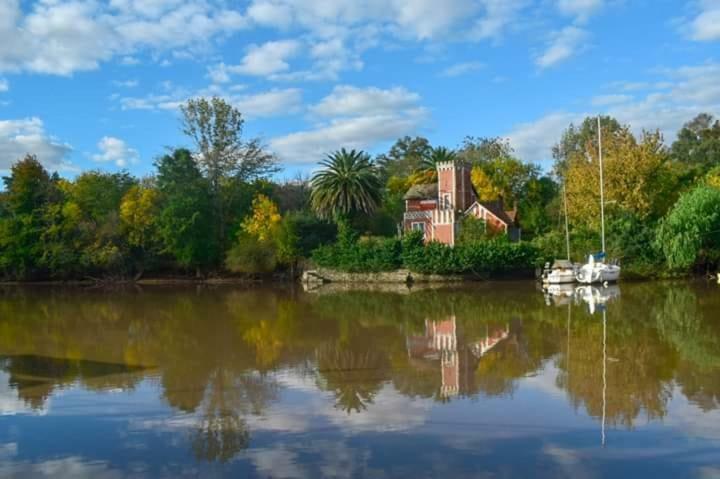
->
xmin=312 ymin=236 xmax=402 ymax=272
xmin=226 ymin=234 xmax=277 ymax=274
xmin=314 ymin=228 xmax=540 ymax=276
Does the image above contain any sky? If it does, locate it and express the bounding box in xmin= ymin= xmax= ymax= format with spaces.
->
xmin=0 ymin=0 xmax=719 ymax=179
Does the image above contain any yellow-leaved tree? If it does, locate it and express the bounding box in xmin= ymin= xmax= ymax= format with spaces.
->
xmin=241 ymin=194 xmax=282 ymax=242
xmin=470 ymin=167 xmax=502 ymax=202
xmin=565 ymin=127 xmax=677 ymax=229
xmin=120 ymin=184 xmax=160 ymax=249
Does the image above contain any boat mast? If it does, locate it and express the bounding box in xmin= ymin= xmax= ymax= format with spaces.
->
xmin=563 ymin=181 xmax=571 ymax=261
xmin=597 ymin=116 xmax=606 ymax=254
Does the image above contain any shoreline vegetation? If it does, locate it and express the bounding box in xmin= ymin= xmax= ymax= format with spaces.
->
xmin=2 ymin=98 xmax=720 ymax=284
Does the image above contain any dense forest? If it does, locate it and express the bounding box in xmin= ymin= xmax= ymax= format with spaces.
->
xmin=1 ymin=96 xmax=719 ymax=281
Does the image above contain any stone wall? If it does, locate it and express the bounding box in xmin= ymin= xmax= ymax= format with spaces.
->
xmin=303 ymin=268 xmax=467 ymax=284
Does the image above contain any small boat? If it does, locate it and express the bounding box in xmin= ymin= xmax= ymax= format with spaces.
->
xmin=576 ymin=116 xmax=622 ymax=284
xmin=576 ymin=253 xmax=621 ymax=284
xmin=542 ymin=259 xmax=579 ymax=284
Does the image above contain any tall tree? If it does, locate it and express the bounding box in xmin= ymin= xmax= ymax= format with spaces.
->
xmin=180 ymin=97 xmax=277 ymax=251
xmin=552 ymin=116 xmax=623 ymax=175
xmin=671 ymin=113 xmax=720 ymax=177
xmin=564 ymin=124 xmax=677 ymax=228
xmin=0 ymin=156 xmax=59 ymax=279
xmin=376 ymin=136 xmax=432 ymax=179
xmin=155 ymin=149 xmax=217 ymax=274
xmin=310 ymin=149 xmax=382 ymax=220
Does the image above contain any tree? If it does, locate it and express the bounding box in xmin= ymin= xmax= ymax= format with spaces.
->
xmin=0 ymin=156 xmax=60 ymax=279
xmin=376 ymin=136 xmax=432 ymax=179
xmin=671 ymin=113 xmax=720 ymax=174
xmin=310 ymin=149 xmax=382 ymax=220
xmin=241 ymin=194 xmax=281 ymax=242
xmin=470 ymin=167 xmax=502 ymax=201
xmin=656 ymin=185 xmax=720 ymax=271
xmin=458 ymin=136 xmax=514 ymax=166
xmin=552 ymin=116 xmax=623 ymax=175
xmin=410 ymin=146 xmax=457 ymax=184
xmin=564 ymin=123 xmax=677 ymax=229
xmin=120 ymin=183 xmax=161 ymax=276
xmin=180 ymin=97 xmax=277 ymax=252
xmin=155 ymin=149 xmax=217 ymax=273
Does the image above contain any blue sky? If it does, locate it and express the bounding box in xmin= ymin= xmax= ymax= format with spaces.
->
xmin=0 ymin=0 xmax=719 ymax=179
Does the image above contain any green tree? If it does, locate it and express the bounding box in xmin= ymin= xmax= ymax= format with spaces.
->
xmin=656 ymin=185 xmax=720 ymax=270
xmin=155 ymin=149 xmax=217 ymax=274
xmin=671 ymin=113 xmax=720 ymax=175
xmin=552 ymin=116 xmax=623 ymax=175
xmin=0 ymin=156 xmax=60 ymax=279
xmin=310 ymin=149 xmax=382 ymax=220
xmin=376 ymin=136 xmax=432 ymax=179
xmin=180 ymin=97 xmax=277 ymax=253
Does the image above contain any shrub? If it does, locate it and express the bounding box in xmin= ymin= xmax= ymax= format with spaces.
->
xmin=226 ymin=234 xmax=277 ymax=274
xmin=312 ymin=236 xmax=402 ymax=272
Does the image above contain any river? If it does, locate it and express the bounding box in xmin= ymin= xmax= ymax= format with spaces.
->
xmin=0 ymin=281 xmax=719 ymax=478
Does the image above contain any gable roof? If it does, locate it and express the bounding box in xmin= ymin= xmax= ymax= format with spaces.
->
xmin=465 ymin=200 xmax=516 ymax=226
xmin=404 ymin=183 xmax=437 ymax=200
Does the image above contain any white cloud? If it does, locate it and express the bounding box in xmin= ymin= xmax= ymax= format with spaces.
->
xmin=556 ymin=0 xmax=603 ymax=22
xmin=506 ymin=62 xmax=720 ymax=164
xmin=506 ymin=112 xmax=580 ymax=165
xmin=224 ymin=40 xmax=301 ymax=77
xmin=310 ymin=85 xmax=420 ymax=117
xmin=441 ymin=61 xmax=484 ymax=77
xmin=92 ymin=136 xmax=139 ymax=168
xmin=470 ymin=0 xmax=528 ymax=40
xmin=591 ymin=94 xmax=632 ymax=106
xmin=0 ymin=0 xmax=248 ymax=75
xmin=536 ymin=26 xmax=588 ymax=69
xmin=112 ymin=79 xmax=138 ymax=88
xmin=120 ymin=86 xmax=302 ymax=119
xmin=0 ymin=78 xmax=7 ymax=92
xmin=689 ymin=0 xmax=720 ymax=41
xmin=271 ymin=85 xmax=427 ymax=164
xmin=0 ymin=118 xmax=72 ymax=170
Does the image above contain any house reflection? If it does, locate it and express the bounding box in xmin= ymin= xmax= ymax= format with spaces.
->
xmin=406 ymin=317 xmax=510 ymax=399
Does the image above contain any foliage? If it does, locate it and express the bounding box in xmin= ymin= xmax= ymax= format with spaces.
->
xmin=457 ymin=216 xmax=491 ymax=244
xmin=564 ymin=123 xmax=678 ymax=227
xmin=310 ymin=149 xmax=383 ymax=220
xmin=241 ymin=194 xmax=281 ymax=242
xmin=225 ymin=233 xmax=278 ymax=274
xmin=656 ymin=185 xmax=720 ymax=270
xmin=312 ymin=236 xmax=403 ymax=273
xmin=376 ymin=136 xmax=432 ymax=179
xmin=155 ymin=149 xmax=218 ymax=271
xmin=670 ymin=113 xmax=720 ymax=177
xmin=314 ymin=228 xmax=539 ymax=275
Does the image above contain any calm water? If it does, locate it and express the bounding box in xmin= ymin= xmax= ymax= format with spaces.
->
xmin=0 ymin=281 xmax=719 ymax=478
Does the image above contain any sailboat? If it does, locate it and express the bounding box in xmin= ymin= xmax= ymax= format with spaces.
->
xmin=577 ymin=116 xmax=622 ymax=284
xmin=542 ymin=183 xmax=579 ymax=285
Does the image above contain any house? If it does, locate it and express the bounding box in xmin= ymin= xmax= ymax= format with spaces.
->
xmin=402 ymin=161 xmax=520 ymax=245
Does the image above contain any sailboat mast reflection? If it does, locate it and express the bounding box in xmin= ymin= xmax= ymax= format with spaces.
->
xmin=575 ymin=285 xmax=618 ymax=446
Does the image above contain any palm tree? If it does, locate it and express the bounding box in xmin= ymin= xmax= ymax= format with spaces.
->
xmin=419 ymin=146 xmax=457 ymax=174
xmin=310 ymin=149 xmax=382 ymax=219
xmin=409 ymin=146 xmax=457 ymax=185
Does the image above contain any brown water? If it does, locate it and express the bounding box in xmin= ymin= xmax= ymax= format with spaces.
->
xmin=0 ymin=281 xmax=719 ymax=478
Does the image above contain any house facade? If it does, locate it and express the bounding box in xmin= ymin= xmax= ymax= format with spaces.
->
xmin=402 ymin=161 xmax=520 ymax=246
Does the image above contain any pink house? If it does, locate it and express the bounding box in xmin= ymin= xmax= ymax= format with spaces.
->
xmin=402 ymin=161 xmax=520 ymax=246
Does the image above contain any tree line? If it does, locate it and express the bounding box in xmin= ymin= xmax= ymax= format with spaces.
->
xmin=1 ymin=96 xmax=719 ymax=280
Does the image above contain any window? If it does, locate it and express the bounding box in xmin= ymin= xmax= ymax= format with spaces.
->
xmin=441 ymin=193 xmax=452 ymax=209
xmin=411 ymin=222 xmax=426 ymax=233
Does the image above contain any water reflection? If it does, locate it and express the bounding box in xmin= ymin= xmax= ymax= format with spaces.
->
xmin=0 ymin=281 xmax=719 ymax=476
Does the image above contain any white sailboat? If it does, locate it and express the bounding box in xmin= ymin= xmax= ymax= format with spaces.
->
xmin=543 ymin=183 xmax=579 ymax=284
xmin=576 ymin=116 xmax=622 ymax=284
